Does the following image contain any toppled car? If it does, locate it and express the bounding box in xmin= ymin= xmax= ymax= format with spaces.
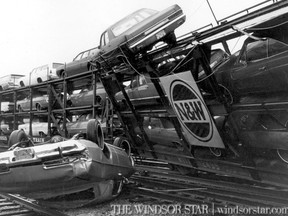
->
xmin=0 ymin=119 xmax=134 ymax=206
xmin=56 ymin=47 xmax=100 ymax=78
xmin=99 ymin=4 xmax=186 ymax=55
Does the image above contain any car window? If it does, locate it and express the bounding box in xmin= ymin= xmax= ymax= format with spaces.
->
xmin=268 ymin=38 xmax=288 ymax=57
xmin=143 ymin=117 xmax=162 ymax=128
xmin=240 ymin=40 xmax=268 ymax=62
xmin=111 ymin=9 xmax=156 ymax=37
xmin=104 ymin=32 xmax=109 ymax=45
xmin=139 ymin=75 xmax=147 ymax=86
xmin=82 ymin=51 xmax=89 ymax=59
xmin=131 ymin=80 xmax=138 ymax=88
xmin=161 ymin=118 xmax=174 ymax=129
xmin=52 ymin=63 xmax=64 ymax=68
xmin=89 ymin=48 xmax=99 ymax=56
xmin=100 ymin=33 xmax=105 ymax=47
xmin=74 ymin=52 xmax=84 ymax=61
xmin=78 ymin=114 xmax=86 ymax=121
xmin=100 ymin=31 xmax=109 ymax=47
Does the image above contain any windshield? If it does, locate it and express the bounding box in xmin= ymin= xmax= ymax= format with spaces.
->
xmin=111 ymin=9 xmax=157 ymax=37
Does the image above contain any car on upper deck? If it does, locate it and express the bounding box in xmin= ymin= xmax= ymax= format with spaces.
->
xmin=17 ymin=94 xmax=49 ymax=112
xmin=114 ymin=49 xmax=228 ymax=106
xmin=67 ymin=82 xmax=106 ymax=107
xmin=0 ymin=74 xmax=24 ymax=91
xmin=56 ymin=47 xmax=100 ymax=78
xmin=211 ymin=14 xmax=288 ymax=102
xmin=99 ymin=4 xmax=186 ymax=56
xmin=214 ymin=37 xmax=288 ymax=101
xmin=19 ymin=63 xmax=63 ymax=87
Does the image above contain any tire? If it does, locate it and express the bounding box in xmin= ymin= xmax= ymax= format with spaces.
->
xmin=111 ymin=180 xmax=124 ymax=197
xmin=18 ymin=105 xmax=23 ymax=113
xmin=113 ymin=136 xmax=131 ymax=156
xmin=86 ymin=119 xmax=104 ymax=149
xmin=36 ymin=103 xmax=42 ymax=111
xmin=8 ymin=129 xmax=28 ymax=147
xmin=95 ymin=96 xmax=102 ymax=105
xmin=277 ymin=149 xmax=288 ymax=164
xmin=88 ymin=63 xmax=97 ymax=72
xmin=37 ymin=77 xmax=42 ymax=83
xmin=60 ymin=70 xmax=66 ymax=78
xmin=66 ymin=100 xmax=73 ymax=107
xmin=209 ymin=147 xmax=222 ymax=157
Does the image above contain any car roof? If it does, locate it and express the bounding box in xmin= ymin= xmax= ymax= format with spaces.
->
xmin=108 ymin=8 xmax=157 ymax=31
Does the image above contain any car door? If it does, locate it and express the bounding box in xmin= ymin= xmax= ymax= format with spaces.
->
xmin=71 ymin=87 xmax=91 ymax=107
xmin=230 ymin=39 xmax=274 ymax=95
xmin=126 ymin=75 xmax=141 ymax=102
xmin=137 ymin=75 xmax=158 ymax=99
xmin=79 ymin=50 xmax=90 ymax=72
xmin=266 ymin=38 xmax=288 ymax=92
xmin=67 ymin=52 xmax=84 ymax=75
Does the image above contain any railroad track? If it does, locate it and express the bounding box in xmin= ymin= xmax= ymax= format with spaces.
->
xmin=127 ymin=160 xmax=288 ymax=215
xmin=0 ymin=193 xmax=68 ymax=216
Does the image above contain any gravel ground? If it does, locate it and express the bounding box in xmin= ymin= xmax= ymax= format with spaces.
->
xmin=62 ymin=186 xmax=139 ymax=216
xmin=63 ymin=195 xmax=131 ymax=216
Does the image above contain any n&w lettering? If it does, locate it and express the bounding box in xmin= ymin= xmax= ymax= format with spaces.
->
xmin=174 ymin=100 xmax=208 ymax=123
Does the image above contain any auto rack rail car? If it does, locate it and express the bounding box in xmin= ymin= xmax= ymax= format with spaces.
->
xmin=89 ymin=0 xmax=288 ymax=188
xmin=1 ymin=0 xmax=288 ymax=189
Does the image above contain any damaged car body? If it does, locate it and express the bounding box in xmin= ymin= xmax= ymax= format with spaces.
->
xmin=0 ymin=119 xmax=134 ymax=206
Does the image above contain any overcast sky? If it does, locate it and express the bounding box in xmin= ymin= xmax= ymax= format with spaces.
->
xmin=0 ymin=0 xmax=265 ymax=77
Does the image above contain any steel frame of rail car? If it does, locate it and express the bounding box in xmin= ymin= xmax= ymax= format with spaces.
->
xmin=88 ymin=0 xmax=288 ymax=186
xmin=94 ymin=42 xmax=227 ymax=167
xmin=0 ymin=70 xmax=115 ymax=149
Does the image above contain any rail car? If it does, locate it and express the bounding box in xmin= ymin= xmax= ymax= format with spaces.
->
xmin=88 ymin=0 xmax=288 ymax=187
xmin=0 ymin=70 xmax=118 ymax=150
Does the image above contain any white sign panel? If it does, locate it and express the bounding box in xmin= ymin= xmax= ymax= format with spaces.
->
xmin=160 ymin=71 xmax=225 ymax=148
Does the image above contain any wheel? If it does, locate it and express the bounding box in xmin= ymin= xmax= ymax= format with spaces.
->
xmin=277 ymin=149 xmax=288 ymax=164
xmin=111 ymin=180 xmax=124 ymax=197
xmin=88 ymin=64 xmax=95 ymax=72
xmin=36 ymin=103 xmax=42 ymax=111
xmin=60 ymin=71 xmax=66 ymax=78
xmin=37 ymin=77 xmax=42 ymax=83
xmin=209 ymin=147 xmax=222 ymax=157
xmin=8 ymin=129 xmax=29 ymax=147
xmin=95 ymin=96 xmax=102 ymax=105
xmin=86 ymin=119 xmax=104 ymax=149
xmin=219 ymin=84 xmax=233 ymax=105
xmin=66 ymin=100 xmax=73 ymax=107
xmin=18 ymin=105 xmax=23 ymax=113
xmin=113 ymin=136 xmax=131 ymax=156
